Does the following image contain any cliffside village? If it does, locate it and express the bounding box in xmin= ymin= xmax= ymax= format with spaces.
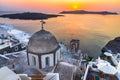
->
xmin=0 ymin=22 xmax=120 ymax=80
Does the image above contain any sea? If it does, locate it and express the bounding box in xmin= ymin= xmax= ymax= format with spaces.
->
xmin=0 ymin=12 xmax=120 ymax=58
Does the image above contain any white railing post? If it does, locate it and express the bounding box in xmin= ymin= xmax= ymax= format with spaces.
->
xmin=83 ymin=65 xmax=90 ymax=80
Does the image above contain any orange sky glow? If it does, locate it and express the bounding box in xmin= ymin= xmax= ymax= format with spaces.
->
xmin=0 ymin=0 xmax=120 ymax=13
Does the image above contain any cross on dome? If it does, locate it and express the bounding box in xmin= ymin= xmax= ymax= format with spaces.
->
xmin=40 ymin=20 xmax=46 ymax=30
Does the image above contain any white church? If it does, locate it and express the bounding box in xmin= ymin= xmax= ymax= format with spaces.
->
xmin=27 ymin=20 xmax=61 ymax=71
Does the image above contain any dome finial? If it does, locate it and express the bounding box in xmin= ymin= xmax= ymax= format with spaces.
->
xmin=40 ymin=20 xmax=46 ymax=30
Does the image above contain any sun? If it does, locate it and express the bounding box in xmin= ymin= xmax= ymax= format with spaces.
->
xmin=73 ymin=5 xmax=77 ymax=9
xmin=72 ymin=4 xmax=79 ymax=10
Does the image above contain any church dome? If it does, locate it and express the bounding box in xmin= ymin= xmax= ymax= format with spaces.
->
xmin=27 ymin=30 xmax=59 ymax=54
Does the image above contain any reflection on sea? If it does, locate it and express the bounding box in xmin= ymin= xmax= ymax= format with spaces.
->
xmin=0 ymin=14 xmax=120 ymax=58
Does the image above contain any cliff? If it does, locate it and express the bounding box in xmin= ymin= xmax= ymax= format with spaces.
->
xmin=102 ymin=37 xmax=120 ymax=54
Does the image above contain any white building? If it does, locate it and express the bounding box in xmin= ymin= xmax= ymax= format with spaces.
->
xmin=0 ymin=67 xmax=21 ymax=80
xmin=0 ymin=27 xmax=8 ymax=38
xmin=27 ymin=29 xmax=61 ymax=71
xmin=0 ymin=66 xmax=59 ymax=80
xmin=0 ymin=23 xmax=13 ymax=38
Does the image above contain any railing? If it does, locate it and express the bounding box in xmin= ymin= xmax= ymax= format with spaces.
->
xmin=49 ymin=75 xmax=57 ymax=80
xmin=83 ymin=65 xmax=90 ymax=80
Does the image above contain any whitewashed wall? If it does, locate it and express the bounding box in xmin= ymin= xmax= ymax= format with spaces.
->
xmin=41 ymin=54 xmax=54 ymax=68
xmin=0 ymin=28 xmax=7 ymax=38
xmin=55 ymin=49 xmax=61 ymax=64
xmin=28 ymin=53 xmax=39 ymax=69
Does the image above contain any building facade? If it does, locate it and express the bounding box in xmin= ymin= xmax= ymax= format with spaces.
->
xmin=70 ymin=39 xmax=80 ymax=53
xmin=27 ymin=29 xmax=61 ymax=70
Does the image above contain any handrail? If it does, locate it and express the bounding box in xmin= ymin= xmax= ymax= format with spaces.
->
xmin=83 ymin=65 xmax=90 ymax=80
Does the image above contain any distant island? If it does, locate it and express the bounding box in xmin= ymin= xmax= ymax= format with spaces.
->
xmin=60 ymin=10 xmax=118 ymax=15
xmin=0 ymin=12 xmax=63 ymax=20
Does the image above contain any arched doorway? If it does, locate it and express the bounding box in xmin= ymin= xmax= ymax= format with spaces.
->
xmin=32 ymin=56 xmax=36 ymax=66
xmin=45 ymin=57 xmax=50 ymax=66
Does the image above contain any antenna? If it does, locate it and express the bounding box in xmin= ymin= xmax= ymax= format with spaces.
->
xmin=40 ymin=20 xmax=46 ymax=30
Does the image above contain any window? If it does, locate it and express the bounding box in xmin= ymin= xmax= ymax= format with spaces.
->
xmin=45 ymin=57 xmax=50 ymax=66
xmin=21 ymin=43 xmax=26 ymax=49
xmin=32 ymin=56 xmax=36 ymax=66
xmin=15 ymin=46 xmax=18 ymax=51
xmin=3 ymin=51 xmax=7 ymax=54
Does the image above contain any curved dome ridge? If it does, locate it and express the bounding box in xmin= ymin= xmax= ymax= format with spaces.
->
xmin=27 ymin=29 xmax=59 ymax=54
xmin=33 ymin=30 xmax=54 ymax=39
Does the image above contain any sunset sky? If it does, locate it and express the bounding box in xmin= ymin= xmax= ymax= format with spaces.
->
xmin=0 ymin=0 xmax=120 ymax=13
